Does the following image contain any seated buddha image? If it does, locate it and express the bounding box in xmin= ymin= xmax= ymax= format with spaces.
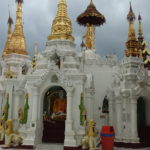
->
xmin=51 ymin=97 xmax=67 ymax=120
xmin=43 ymin=88 xmax=67 ymax=122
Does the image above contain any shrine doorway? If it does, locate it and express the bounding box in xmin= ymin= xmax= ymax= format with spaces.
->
xmin=137 ymin=97 xmax=150 ymax=143
xmin=42 ymin=86 xmax=67 ymax=143
xmin=137 ymin=97 xmax=146 ymax=129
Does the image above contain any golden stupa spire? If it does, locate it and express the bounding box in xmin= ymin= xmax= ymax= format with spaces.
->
xmin=127 ymin=2 xmax=136 ymax=41
xmin=48 ymin=0 xmax=74 ymax=41
xmin=125 ymin=2 xmax=141 ymax=57
xmin=84 ymin=25 xmax=95 ymax=50
xmin=8 ymin=0 xmax=28 ymax=55
xmin=2 ymin=14 xmax=13 ymax=57
xmin=138 ymin=13 xmax=144 ymax=42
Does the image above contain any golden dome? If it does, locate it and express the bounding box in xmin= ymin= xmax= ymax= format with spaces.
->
xmin=8 ymin=0 xmax=28 ymax=55
xmin=48 ymin=0 xmax=74 ymax=41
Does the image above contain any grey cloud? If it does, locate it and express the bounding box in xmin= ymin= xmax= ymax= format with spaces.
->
xmin=0 ymin=0 xmax=150 ymax=58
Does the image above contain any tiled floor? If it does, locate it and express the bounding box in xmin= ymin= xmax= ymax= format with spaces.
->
xmin=114 ymin=148 xmax=148 ymax=150
xmin=36 ymin=143 xmax=64 ymax=150
xmin=0 ymin=143 xmax=64 ymax=150
xmin=99 ymin=146 xmax=149 ymax=150
xmin=0 ymin=144 xmax=149 ymax=150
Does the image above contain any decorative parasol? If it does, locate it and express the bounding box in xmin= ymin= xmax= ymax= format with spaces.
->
xmin=16 ymin=0 xmax=23 ymax=3
xmin=77 ymin=0 xmax=106 ymax=26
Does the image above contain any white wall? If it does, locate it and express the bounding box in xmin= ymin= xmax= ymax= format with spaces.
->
xmin=85 ymin=63 xmax=118 ymax=130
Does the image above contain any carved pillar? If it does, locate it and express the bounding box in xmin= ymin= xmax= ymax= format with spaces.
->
xmin=2 ymin=63 xmax=7 ymax=77
xmin=8 ymin=85 xmax=14 ymax=119
xmin=85 ymin=88 xmax=95 ymax=120
xmin=130 ymin=98 xmax=139 ymax=143
xmin=66 ymin=91 xmax=72 ymax=121
xmin=64 ymin=87 xmax=77 ymax=147
xmin=31 ymin=87 xmax=39 ymax=126
xmin=109 ymin=99 xmax=114 ymax=126
xmin=0 ymin=91 xmax=3 ymax=116
xmin=60 ymin=56 xmax=64 ymax=70
xmin=26 ymin=84 xmax=33 ymax=123
xmin=13 ymin=90 xmax=23 ymax=131
xmin=115 ymin=98 xmax=123 ymax=141
xmin=122 ymin=97 xmax=128 ymax=142
xmin=122 ymin=96 xmax=131 ymax=143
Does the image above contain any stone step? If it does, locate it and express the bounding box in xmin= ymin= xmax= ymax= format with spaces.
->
xmin=0 ymin=143 xmax=64 ymax=150
xmin=36 ymin=143 xmax=64 ymax=150
xmin=0 ymin=145 xmax=148 ymax=150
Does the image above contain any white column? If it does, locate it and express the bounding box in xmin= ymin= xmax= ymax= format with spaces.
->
xmin=21 ymin=87 xmax=38 ymax=146
xmin=122 ymin=97 xmax=131 ymax=143
xmin=60 ymin=56 xmax=64 ymax=70
xmin=85 ymin=88 xmax=95 ymax=120
xmin=122 ymin=98 xmax=128 ymax=141
xmin=13 ymin=91 xmax=21 ymax=119
xmin=115 ymin=98 xmax=123 ymax=142
xmin=64 ymin=88 xmax=77 ymax=147
xmin=31 ymin=87 xmax=39 ymax=127
xmin=13 ymin=91 xmax=22 ymax=131
xmin=109 ymin=100 xmax=114 ymax=126
xmin=27 ymin=85 xmax=33 ymax=123
xmin=130 ymin=98 xmax=139 ymax=143
xmin=66 ymin=91 xmax=72 ymax=121
xmin=0 ymin=92 xmax=3 ymax=116
xmin=8 ymin=85 xmax=13 ymax=119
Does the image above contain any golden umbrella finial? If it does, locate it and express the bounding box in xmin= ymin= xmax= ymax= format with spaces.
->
xmin=77 ymin=0 xmax=105 ymax=50
xmin=77 ymin=0 xmax=106 ymax=26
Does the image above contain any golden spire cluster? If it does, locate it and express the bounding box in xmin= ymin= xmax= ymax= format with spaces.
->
xmin=7 ymin=0 xmax=28 ymax=55
xmin=125 ymin=3 xmax=141 ymax=57
xmin=2 ymin=15 xmax=13 ymax=57
xmin=48 ymin=0 xmax=74 ymax=41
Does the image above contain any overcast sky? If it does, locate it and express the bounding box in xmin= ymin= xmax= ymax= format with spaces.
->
xmin=0 ymin=0 xmax=150 ymax=58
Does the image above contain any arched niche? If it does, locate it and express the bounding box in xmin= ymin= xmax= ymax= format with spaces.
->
xmin=42 ymin=86 xmax=67 ymax=143
xmin=102 ymin=96 xmax=109 ymax=113
xmin=137 ymin=97 xmax=146 ymax=128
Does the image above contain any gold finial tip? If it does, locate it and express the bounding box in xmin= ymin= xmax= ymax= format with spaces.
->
xmin=8 ymin=5 xmax=13 ymax=25
xmin=8 ymin=16 xmax=13 ymax=25
xmin=127 ymin=2 xmax=135 ymax=22
xmin=138 ymin=13 xmax=142 ymax=20
xmin=130 ymin=1 xmax=132 ymax=8
xmin=81 ymin=41 xmax=85 ymax=48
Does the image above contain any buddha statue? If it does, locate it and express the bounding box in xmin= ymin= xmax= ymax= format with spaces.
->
xmin=51 ymin=97 xmax=67 ymax=120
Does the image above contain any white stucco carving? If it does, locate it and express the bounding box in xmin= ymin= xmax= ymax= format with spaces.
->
xmin=0 ymin=39 xmax=150 ymax=149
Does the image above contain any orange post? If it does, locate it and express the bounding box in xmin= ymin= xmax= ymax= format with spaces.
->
xmin=100 ymin=126 xmax=115 ymax=150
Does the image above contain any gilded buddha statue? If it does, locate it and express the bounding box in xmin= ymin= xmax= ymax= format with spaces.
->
xmin=51 ymin=97 xmax=67 ymax=120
